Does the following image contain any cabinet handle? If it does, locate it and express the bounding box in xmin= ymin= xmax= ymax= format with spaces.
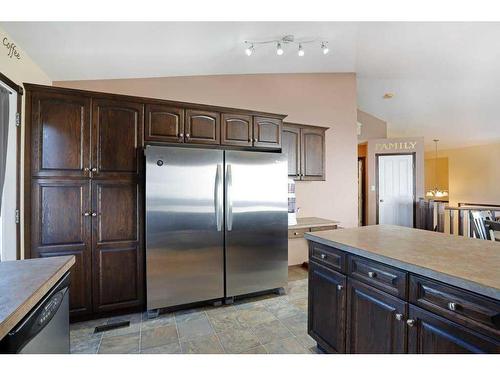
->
xmin=395 ymin=313 xmax=404 ymax=321
xmin=179 ymin=133 xmax=184 ymax=141
xmin=337 ymin=284 xmax=343 ymax=291
xmin=91 ymin=212 xmax=97 ymax=217
xmin=186 ymin=133 xmax=190 ymax=139
xmin=320 ymin=253 xmax=327 ymax=259
xmin=447 ymin=302 xmax=458 ymax=311
xmin=367 ymin=271 xmax=377 ymax=278
xmin=406 ymin=319 xmax=416 ymax=327
xmin=83 ymin=211 xmax=90 ymax=217
xmin=253 ymin=138 xmax=257 ymax=143
xmin=294 ymin=232 xmax=299 ymax=236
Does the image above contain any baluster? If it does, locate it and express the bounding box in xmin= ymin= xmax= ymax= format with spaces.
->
xmin=458 ymin=209 xmax=464 ymax=236
xmin=449 ymin=209 xmax=454 ymax=235
xmin=437 ymin=203 xmax=445 ymax=233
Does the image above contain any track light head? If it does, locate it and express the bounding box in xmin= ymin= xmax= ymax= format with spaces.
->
xmin=245 ymin=44 xmax=254 ymax=56
xmin=276 ymin=42 xmax=284 ymax=56
xmin=321 ymin=42 xmax=329 ymax=55
xmin=298 ymin=44 xmax=304 ymax=57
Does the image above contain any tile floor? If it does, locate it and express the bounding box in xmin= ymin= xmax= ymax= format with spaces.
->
xmin=70 ymin=265 xmax=318 ymax=354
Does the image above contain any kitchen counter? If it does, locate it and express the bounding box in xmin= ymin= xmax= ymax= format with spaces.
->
xmin=304 ymin=224 xmax=500 ymax=300
xmin=289 ymin=217 xmax=340 ymax=230
xmin=0 ymin=256 xmax=75 ymax=340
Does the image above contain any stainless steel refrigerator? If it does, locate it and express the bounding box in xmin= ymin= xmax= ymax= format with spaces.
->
xmin=145 ymin=146 xmax=288 ymax=310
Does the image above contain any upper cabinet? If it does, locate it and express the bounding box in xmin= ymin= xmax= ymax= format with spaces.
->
xmin=221 ymin=113 xmax=252 ymax=147
xmin=283 ymin=123 xmax=328 ymax=181
xmin=145 ymin=104 xmax=184 ymax=143
xmin=31 ymin=91 xmax=91 ymax=178
xmin=185 ymin=109 xmax=220 ymax=145
xmin=253 ymin=116 xmax=282 ymax=149
xmin=92 ymin=98 xmax=144 ymax=178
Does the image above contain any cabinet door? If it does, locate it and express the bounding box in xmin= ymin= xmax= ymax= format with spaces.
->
xmin=308 ymin=261 xmax=347 ymax=353
xmin=91 ymin=179 xmax=143 ymax=313
xmin=253 ymin=116 xmax=282 ymax=149
xmin=301 ymin=127 xmax=326 ymax=181
xmin=346 ymin=278 xmax=407 ymax=353
xmin=31 ymin=91 xmax=91 ymax=178
xmin=221 ymin=113 xmax=252 ymax=147
xmin=282 ymin=125 xmax=300 ymax=179
xmin=145 ymin=104 xmax=184 ymax=143
xmin=31 ymin=179 xmax=92 ymax=317
xmin=408 ymin=305 xmax=500 ymax=354
xmin=185 ymin=109 xmax=220 ymax=145
xmin=92 ymin=98 xmax=144 ymax=178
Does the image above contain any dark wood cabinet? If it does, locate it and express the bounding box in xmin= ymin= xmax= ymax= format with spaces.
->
xmin=30 ymin=179 xmax=92 ymax=317
xmin=30 ymin=91 xmax=91 ymax=178
xmin=253 ymin=116 xmax=282 ymax=149
xmin=92 ymin=98 xmax=143 ymax=178
xmin=185 ymin=109 xmax=220 ymax=145
xmin=283 ymin=123 xmax=327 ymax=181
xmin=301 ymin=126 xmax=326 ymax=181
xmin=221 ymin=113 xmax=252 ymax=147
xmin=308 ymin=261 xmax=346 ymax=353
xmin=91 ymin=179 xmax=143 ymax=313
xmin=283 ymin=125 xmax=300 ymax=178
xmin=346 ymin=278 xmax=407 ymax=353
xmin=408 ymin=305 xmax=500 ymax=354
xmin=145 ymin=104 xmax=184 ymax=143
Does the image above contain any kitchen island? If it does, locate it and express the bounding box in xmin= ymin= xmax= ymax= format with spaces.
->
xmin=305 ymin=225 xmax=500 ymax=354
xmin=0 ymin=256 xmax=75 ymax=351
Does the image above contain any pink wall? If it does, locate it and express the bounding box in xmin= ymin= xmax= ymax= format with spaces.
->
xmin=55 ymin=73 xmax=359 ymax=227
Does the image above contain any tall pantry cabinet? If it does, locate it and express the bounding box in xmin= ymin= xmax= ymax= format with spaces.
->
xmin=25 ymin=85 xmax=144 ymax=320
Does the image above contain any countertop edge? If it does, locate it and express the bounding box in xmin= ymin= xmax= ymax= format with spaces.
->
xmin=289 ymin=220 xmax=340 ymax=230
xmin=304 ymin=233 xmax=500 ymax=301
xmin=0 ymin=256 xmax=75 ymax=340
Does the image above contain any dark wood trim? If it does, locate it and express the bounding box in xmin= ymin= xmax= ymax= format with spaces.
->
xmin=358 ymin=156 xmax=367 ymax=226
xmin=284 ymin=121 xmax=329 ymax=131
xmin=0 ymin=73 xmax=24 ymax=260
xmin=23 ymin=90 xmax=32 ymax=259
xmin=23 ymin=83 xmax=287 ymax=120
xmin=375 ymin=152 xmax=417 ymax=226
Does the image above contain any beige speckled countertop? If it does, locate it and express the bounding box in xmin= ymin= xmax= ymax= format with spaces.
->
xmin=289 ymin=217 xmax=340 ymax=230
xmin=304 ymin=225 xmax=500 ymax=300
xmin=0 ymin=256 xmax=75 ymax=340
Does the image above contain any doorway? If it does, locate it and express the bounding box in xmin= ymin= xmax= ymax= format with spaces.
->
xmin=376 ymin=153 xmax=416 ymax=227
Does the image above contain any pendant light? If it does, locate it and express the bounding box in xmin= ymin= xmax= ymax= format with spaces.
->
xmin=426 ymin=139 xmax=448 ymax=199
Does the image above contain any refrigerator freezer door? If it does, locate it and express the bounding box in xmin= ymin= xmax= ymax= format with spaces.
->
xmin=145 ymin=146 xmax=224 ymax=309
xmin=225 ymin=151 xmax=288 ymax=297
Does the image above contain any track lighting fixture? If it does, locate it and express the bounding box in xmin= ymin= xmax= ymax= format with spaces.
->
xmin=243 ymin=35 xmax=329 ymax=58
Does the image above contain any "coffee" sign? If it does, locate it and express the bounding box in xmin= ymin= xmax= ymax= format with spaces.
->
xmin=3 ymin=37 xmax=21 ymax=59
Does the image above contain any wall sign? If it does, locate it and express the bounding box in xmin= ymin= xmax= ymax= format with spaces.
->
xmin=375 ymin=141 xmax=417 ymax=152
xmin=2 ymin=37 xmax=21 ymax=60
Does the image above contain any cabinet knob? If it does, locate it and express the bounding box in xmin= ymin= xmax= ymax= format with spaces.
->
xmin=84 ymin=167 xmax=90 ymax=172
xmin=91 ymin=167 xmax=97 ymax=172
xmin=253 ymin=138 xmax=257 ymax=143
xmin=320 ymin=253 xmax=327 ymax=259
xmin=447 ymin=302 xmax=458 ymax=311
xmin=367 ymin=271 xmax=377 ymax=278
xmin=337 ymin=284 xmax=343 ymax=291
xmin=91 ymin=212 xmax=97 ymax=217
xmin=83 ymin=211 xmax=90 ymax=217
xmin=406 ymin=319 xmax=416 ymax=327
xmin=294 ymin=232 xmax=299 ymax=236
xmin=395 ymin=313 xmax=404 ymax=321
xmin=186 ymin=133 xmax=190 ymax=139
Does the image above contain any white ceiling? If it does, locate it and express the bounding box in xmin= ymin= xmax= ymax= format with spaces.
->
xmin=3 ymin=22 xmax=500 ymax=150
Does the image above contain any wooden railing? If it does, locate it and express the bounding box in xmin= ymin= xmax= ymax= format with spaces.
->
xmin=416 ymin=199 xmax=500 ymax=238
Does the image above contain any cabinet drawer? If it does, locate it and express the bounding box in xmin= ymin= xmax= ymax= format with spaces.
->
xmin=288 ymin=228 xmax=309 ymax=239
xmin=309 ymin=242 xmax=346 ymax=272
xmin=348 ymin=256 xmax=407 ymax=299
xmin=310 ymin=225 xmax=337 ymax=232
xmin=410 ymin=275 xmax=500 ymax=338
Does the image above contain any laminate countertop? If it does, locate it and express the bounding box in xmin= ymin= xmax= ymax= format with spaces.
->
xmin=289 ymin=217 xmax=340 ymax=230
xmin=304 ymin=225 xmax=500 ymax=300
xmin=0 ymin=256 xmax=75 ymax=340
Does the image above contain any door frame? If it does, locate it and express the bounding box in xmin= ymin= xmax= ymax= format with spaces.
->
xmin=0 ymin=72 xmax=23 ymax=260
xmin=375 ymin=152 xmax=416 ymax=227
xmin=357 ymin=156 xmax=367 ymax=226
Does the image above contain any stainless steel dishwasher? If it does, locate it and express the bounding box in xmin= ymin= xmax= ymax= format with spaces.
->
xmin=0 ymin=272 xmax=70 ymax=354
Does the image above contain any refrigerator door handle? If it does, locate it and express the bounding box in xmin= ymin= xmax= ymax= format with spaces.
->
xmin=215 ymin=164 xmax=223 ymax=231
xmin=226 ymin=164 xmax=233 ymax=231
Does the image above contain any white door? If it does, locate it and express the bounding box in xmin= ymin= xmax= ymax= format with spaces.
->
xmin=378 ymin=154 xmax=414 ymax=227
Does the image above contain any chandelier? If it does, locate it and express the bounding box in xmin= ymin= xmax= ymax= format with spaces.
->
xmin=426 ymin=139 xmax=448 ymax=199
xmin=244 ymin=35 xmax=329 ymax=57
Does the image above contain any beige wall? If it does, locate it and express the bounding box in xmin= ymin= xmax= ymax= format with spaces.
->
xmin=427 ymin=142 xmax=500 ymax=206
xmin=366 ymin=137 xmax=425 ymax=225
xmin=1 ymin=26 xmax=52 ymax=258
xmin=357 ymin=109 xmax=387 ymax=143
xmin=424 ymin=157 xmax=449 ymax=195
xmin=56 ymin=73 xmax=359 ymax=227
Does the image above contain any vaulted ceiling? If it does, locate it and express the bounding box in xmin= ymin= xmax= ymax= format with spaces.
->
xmin=3 ymin=22 xmax=500 ymax=149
